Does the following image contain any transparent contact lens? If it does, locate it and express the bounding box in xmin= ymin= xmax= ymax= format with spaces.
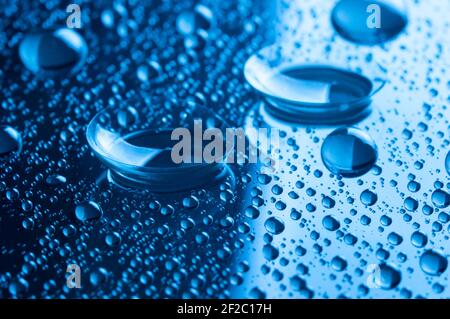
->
xmin=331 ymin=0 xmax=408 ymax=45
xmin=244 ymin=44 xmax=386 ymax=125
xmin=86 ymin=98 xmax=233 ymax=192
xmin=19 ymin=28 xmax=88 ymax=76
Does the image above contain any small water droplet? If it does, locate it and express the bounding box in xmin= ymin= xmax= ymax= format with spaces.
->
xmin=45 ymin=174 xmax=67 ymax=186
xmin=105 ymin=232 xmax=121 ymax=247
xmin=263 ymin=244 xmax=279 ymax=260
xmin=411 ymin=231 xmax=427 ymax=248
xmin=182 ymin=195 xmax=199 ymax=209
xmin=75 ymin=201 xmax=103 ymax=222
xmin=19 ymin=28 xmax=88 ymax=76
xmin=331 ymin=256 xmax=347 ymax=271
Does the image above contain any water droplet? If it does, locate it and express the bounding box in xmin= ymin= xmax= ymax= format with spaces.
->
xmin=331 ymin=0 xmax=407 ymax=45
xmin=322 ymin=196 xmax=336 ymax=209
xmin=182 ymin=196 xmax=199 ymax=209
xmin=105 ymin=232 xmax=121 ymax=247
xmin=62 ymin=224 xmax=77 ymax=238
xmin=407 ymin=180 xmax=421 ymax=193
xmin=6 ymin=188 xmax=20 ymax=201
xmin=75 ymin=201 xmax=103 ymax=222
xmin=431 ymin=189 xmax=450 ymax=209
xmin=264 ymin=217 xmax=285 ymax=235
xmin=19 ymin=28 xmax=88 ymax=76
xmin=180 ymin=218 xmax=195 ymax=230
xmin=411 ymin=231 xmax=427 ymax=248
xmin=45 ymin=174 xmax=67 ymax=186
xmin=321 ymin=127 xmax=377 ymax=177
xmin=420 ymin=250 xmax=448 ymax=276
xmin=404 ymin=197 xmax=418 ymax=211
xmin=322 ymin=215 xmax=340 ymax=231
xmin=377 ymin=264 xmax=401 ymax=290
xmin=331 ymin=256 xmax=347 ymax=271
xmin=0 ymin=126 xmax=22 ymax=158
xmin=100 ymin=9 xmax=115 ymax=28
xmin=360 ymin=189 xmax=378 ymax=206
xmin=136 ymin=61 xmax=162 ymax=82
xmin=245 ymin=206 xmax=260 ymax=219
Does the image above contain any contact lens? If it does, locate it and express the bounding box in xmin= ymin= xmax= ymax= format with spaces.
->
xmin=244 ymin=44 xmax=386 ymax=124
xmin=86 ymin=98 xmax=233 ymax=192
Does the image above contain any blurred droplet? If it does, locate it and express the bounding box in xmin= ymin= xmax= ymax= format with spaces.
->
xmin=19 ymin=28 xmax=88 ymax=76
xmin=0 ymin=126 xmax=22 ymax=158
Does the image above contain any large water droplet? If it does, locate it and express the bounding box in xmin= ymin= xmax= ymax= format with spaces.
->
xmin=45 ymin=174 xmax=67 ymax=186
xmin=105 ymin=232 xmax=121 ymax=247
xmin=75 ymin=201 xmax=103 ymax=222
xmin=331 ymin=256 xmax=347 ymax=271
xmin=321 ymin=127 xmax=378 ymax=177
xmin=431 ymin=189 xmax=450 ymax=209
xmin=331 ymin=0 xmax=408 ymax=45
xmin=0 ymin=126 xmax=22 ymax=158
xmin=19 ymin=28 xmax=88 ymax=76
xmin=90 ymin=268 xmax=109 ymax=286
xmin=420 ymin=250 xmax=448 ymax=276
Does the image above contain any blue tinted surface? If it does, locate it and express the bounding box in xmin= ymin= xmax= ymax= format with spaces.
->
xmin=0 ymin=0 xmax=449 ymax=299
